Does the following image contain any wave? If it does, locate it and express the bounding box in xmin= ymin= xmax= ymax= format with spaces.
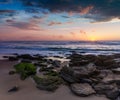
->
xmin=0 ymin=41 xmax=120 ymax=55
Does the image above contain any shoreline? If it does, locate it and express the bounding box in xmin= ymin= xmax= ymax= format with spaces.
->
xmin=0 ymin=53 xmax=120 ymax=100
xmin=0 ymin=60 xmax=109 ymax=100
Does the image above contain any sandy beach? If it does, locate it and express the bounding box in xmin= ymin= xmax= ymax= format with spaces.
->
xmin=0 ymin=60 xmax=109 ymax=100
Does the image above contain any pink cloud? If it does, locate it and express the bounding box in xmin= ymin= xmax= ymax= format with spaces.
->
xmin=48 ymin=21 xmax=62 ymax=26
xmin=80 ymin=6 xmax=93 ymax=15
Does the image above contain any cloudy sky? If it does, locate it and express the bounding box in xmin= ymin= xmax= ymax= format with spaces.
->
xmin=0 ymin=0 xmax=120 ymax=41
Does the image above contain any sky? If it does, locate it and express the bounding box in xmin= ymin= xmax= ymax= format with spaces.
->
xmin=0 ymin=0 xmax=120 ymax=41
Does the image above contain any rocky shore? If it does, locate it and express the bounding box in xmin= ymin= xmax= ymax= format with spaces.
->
xmin=1 ymin=53 xmax=120 ymax=100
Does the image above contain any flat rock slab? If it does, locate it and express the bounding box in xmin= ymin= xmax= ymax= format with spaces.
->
xmin=70 ymin=83 xmax=96 ymax=97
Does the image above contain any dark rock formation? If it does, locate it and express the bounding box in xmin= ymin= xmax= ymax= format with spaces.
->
xmin=8 ymin=86 xmax=19 ymax=92
xmin=70 ymin=83 xmax=95 ymax=96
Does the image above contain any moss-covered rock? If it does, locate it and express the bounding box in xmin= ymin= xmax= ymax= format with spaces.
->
xmin=14 ymin=63 xmax=36 ymax=80
xmin=33 ymin=75 xmax=62 ymax=91
xmin=44 ymin=70 xmax=59 ymax=76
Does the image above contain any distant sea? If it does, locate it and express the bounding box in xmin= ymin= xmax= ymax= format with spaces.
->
xmin=0 ymin=41 xmax=120 ymax=56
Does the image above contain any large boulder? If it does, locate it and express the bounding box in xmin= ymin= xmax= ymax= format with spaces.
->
xmin=95 ymin=82 xmax=120 ymax=100
xmin=70 ymin=83 xmax=95 ymax=96
xmin=60 ymin=64 xmax=99 ymax=83
xmin=73 ymin=63 xmax=99 ymax=79
xmin=93 ymin=83 xmax=118 ymax=95
xmin=106 ymin=89 xmax=120 ymax=100
xmin=98 ymin=70 xmax=113 ymax=79
xmin=101 ymin=72 xmax=120 ymax=84
xmin=33 ymin=75 xmax=62 ymax=92
xmin=94 ymin=55 xmax=118 ymax=70
xmin=60 ymin=66 xmax=75 ymax=83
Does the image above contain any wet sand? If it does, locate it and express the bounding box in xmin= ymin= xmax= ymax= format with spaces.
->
xmin=0 ymin=60 xmax=109 ymax=100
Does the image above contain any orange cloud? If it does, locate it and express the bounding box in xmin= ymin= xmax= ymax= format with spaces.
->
xmin=80 ymin=6 xmax=93 ymax=15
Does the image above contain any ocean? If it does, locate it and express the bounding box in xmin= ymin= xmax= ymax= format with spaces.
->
xmin=0 ymin=41 xmax=120 ymax=56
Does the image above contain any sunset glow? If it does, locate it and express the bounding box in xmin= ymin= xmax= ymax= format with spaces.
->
xmin=0 ymin=0 xmax=120 ymax=41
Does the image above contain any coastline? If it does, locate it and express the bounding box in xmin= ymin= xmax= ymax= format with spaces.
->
xmin=0 ymin=53 xmax=120 ymax=100
xmin=0 ymin=60 xmax=109 ymax=100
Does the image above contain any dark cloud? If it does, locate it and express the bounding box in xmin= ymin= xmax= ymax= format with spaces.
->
xmin=0 ymin=10 xmax=15 ymax=14
xmin=21 ymin=0 xmax=120 ymax=22
xmin=0 ymin=0 xmax=11 ymax=4
xmin=6 ymin=20 xmax=41 ymax=31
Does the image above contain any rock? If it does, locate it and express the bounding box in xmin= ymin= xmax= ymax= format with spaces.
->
xmin=33 ymin=75 xmax=62 ymax=92
xmin=102 ymin=72 xmax=120 ymax=84
xmin=9 ymin=70 xmax=16 ymax=75
xmin=79 ymin=78 xmax=93 ymax=85
xmin=17 ymin=54 xmax=44 ymax=61
xmin=60 ymin=63 xmax=99 ymax=83
xmin=112 ymin=68 xmax=120 ymax=75
xmin=94 ymin=55 xmax=118 ymax=70
xmin=14 ymin=63 xmax=36 ymax=80
xmin=43 ymin=70 xmax=59 ymax=76
xmin=73 ymin=63 xmax=99 ymax=79
xmin=52 ymin=60 xmax=61 ymax=67
xmin=39 ymin=65 xmax=54 ymax=72
xmin=70 ymin=83 xmax=95 ymax=96
xmin=93 ymin=83 xmax=117 ymax=95
xmin=17 ymin=54 xmax=33 ymax=59
xmin=8 ymin=86 xmax=19 ymax=92
xmin=61 ymin=61 xmax=69 ymax=67
xmin=69 ymin=54 xmax=97 ymax=67
xmin=21 ymin=59 xmax=32 ymax=63
xmin=3 ymin=56 xmax=9 ymax=58
xmin=70 ymin=60 xmax=90 ymax=66
xmin=60 ymin=66 xmax=75 ymax=83
xmin=8 ymin=56 xmax=18 ymax=61
xmin=98 ymin=70 xmax=113 ymax=79
xmin=116 ymin=96 xmax=120 ymax=100
xmin=106 ymin=89 xmax=120 ymax=100
xmin=35 ymin=62 xmax=48 ymax=67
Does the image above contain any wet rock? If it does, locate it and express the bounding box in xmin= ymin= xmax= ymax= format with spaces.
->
xmin=52 ymin=60 xmax=61 ymax=67
xmin=93 ymin=83 xmax=117 ymax=95
xmin=17 ymin=54 xmax=44 ymax=61
xmin=60 ymin=66 xmax=75 ymax=83
xmin=79 ymin=78 xmax=93 ymax=85
xmin=21 ymin=59 xmax=32 ymax=63
xmin=70 ymin=83 xmax=95 ymax=96
xmin=94 ymin=55 xmax=118 ymax=70
xmin=116 ymin=96 xmax=120 ymax=100
xmin=83 ymin=54 xmax=97 ymax=62
xmin=106 ymin=89 xmax=120 ymax=100
xmin=70 ymin=60 xmax=90 ymax=66
xmin=73 ymin=63 xmax=99 ymax=79
xmin=8 ymin=86 xmax=19 ymax=92
xmin=14 ymin=63 xmax=36 ymax=80
xmin=9 ymin=70 xmax=16 ymax=75
xmin=61 ymin=61 xmax=69 ymax=67
xmin=17 ymin=54 xmax=33 ymax=59
xmin=98 ymin=70 xmax=113 ymax=79
xmin=112 ymin=68 xmax=120 ymax=75
xmin=3 ymin=56 xmax=9 ymax=58
xmin=101 ymin=72 xmax=120 ymax=84
xmin=8 ymin=56 xmax=18 ymax=61
xmin=33 ymin=75 xmax=62 ymax=92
